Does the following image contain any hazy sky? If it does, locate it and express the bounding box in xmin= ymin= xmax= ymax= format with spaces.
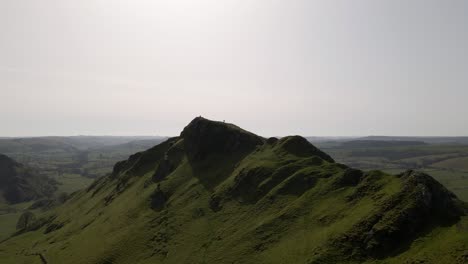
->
xmin=1 ymin=0 xmax=468 ymax=137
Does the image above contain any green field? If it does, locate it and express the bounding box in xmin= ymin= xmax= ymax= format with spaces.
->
xmin=0 ymin=201 xmax=35 ymax=241
xmin=432 ymin=156 xmax=468 ymax=171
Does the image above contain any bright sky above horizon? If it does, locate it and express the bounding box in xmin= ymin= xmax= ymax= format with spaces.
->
xmin=1 ymin=0 xmax=468 ymax=137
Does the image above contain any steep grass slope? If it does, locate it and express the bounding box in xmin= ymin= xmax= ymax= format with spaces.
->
xmin=0 ymin=118 xmax=466 ymax=264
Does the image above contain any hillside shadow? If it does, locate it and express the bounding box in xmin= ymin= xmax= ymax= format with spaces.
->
xmin=375 ymin=215 xmax=462 ymax=260
xmin=188 ymin=149 xmax=253 ymax=191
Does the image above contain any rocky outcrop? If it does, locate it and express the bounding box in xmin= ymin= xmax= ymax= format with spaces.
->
xmin=334 ymin=168 xmax=363 ymax=187
xmin=331 ymin=170 xmax=465 ymax=260
xmin=181 ymin=117 xmax=264 ymax=161
xmin=151 ymin=184 xmax=168 ymax=211
xmin=110 ymin=138 xmax=180 ymax=179
xmin=152 ymin=159 xmax=174 ymax=183
xmin=152 ymin=139 xmax=184 ymax=183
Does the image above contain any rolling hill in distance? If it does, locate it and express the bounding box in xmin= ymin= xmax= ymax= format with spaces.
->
xmin=0 ymin=117 xmax=466 ymax=264
xmin=0 ymin=136 xmax=166 ymax=191
xmin=314 ymin=139 xmax=468 ymax=202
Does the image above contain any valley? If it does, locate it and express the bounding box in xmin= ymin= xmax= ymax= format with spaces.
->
xmin=0 ymin=137 xmax=165 ymax=240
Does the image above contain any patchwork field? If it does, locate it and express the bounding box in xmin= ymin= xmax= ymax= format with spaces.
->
xmin=0 ymin=136 xmax=165 ymax=240
xmin=432 ymin=156 xmax=468 ymax=171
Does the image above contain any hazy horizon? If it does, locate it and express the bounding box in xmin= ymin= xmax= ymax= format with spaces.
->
xmin=3 ymin=125 xmax=468 ymax=139
xmin=2 ymin=1 xmax=468 ymax=137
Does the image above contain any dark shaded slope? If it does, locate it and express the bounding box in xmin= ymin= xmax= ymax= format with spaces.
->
xmin=181 ymin=117 xmax=265 ymax=160
xmin=321 ymin=170 xmax=465 ymax=262
xmin=0 ymin=154 xmax=57 ymax=204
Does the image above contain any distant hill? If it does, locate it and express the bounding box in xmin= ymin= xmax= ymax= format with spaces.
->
xmin=0 ymin=136 xmax=166 ymax=194
xmin=306 ymin=136 xmax=358 ymax=143
xmin=307 ymin=136 xmax=468 ymax=145
xmin=0 ymin=154 xmax=57 ymax=204
xmin=94 ymin=138 xmax=168 ymax=153
xmin=359 ymin=136 xmax=468 ymax=145
xmin=0 ymin=117 xmax=466 ymax=263
xmin=0 ymin=136 xmax=166 ymax=153
xmin=340 ymin=140 xmax=427 ymax=148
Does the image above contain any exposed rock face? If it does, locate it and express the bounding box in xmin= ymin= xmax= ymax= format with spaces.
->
xmin=332 ymin=170 xmax=465 ymax=260
xmin=152 ymin=159 xmax=174 ymax=183
xmin=110 ymin=138 xmax=180 ymax=179
xmin=398 ymin=170 xmax=464 ymax=220
xmin=0 ymin=154 xmax=57 ymax=204
xmin=16 ymin=211 xmax=36 ymax=230
xmin=335 ymin=168 xmax=363 ymax=187
xmin=181 ymin=117 xmax=265 ymax=161
xmin=152 ymin=140 xmax=184 ymax=183
xmin=151 ymin=184 xmax=167 ymax=211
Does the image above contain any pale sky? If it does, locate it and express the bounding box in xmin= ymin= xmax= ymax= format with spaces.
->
xmin=1 ymin=0 xmax=467 ymax=137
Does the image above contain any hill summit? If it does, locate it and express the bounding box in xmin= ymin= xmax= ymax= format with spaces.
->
xmin=181 ymin=117 xmax=265 ymax=161
xmin=0 ymin=117 xmax=467 ymax=264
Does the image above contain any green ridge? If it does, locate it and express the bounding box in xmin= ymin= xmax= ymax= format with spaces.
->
xmin=0 ymin=117 xmax=466 ymax=264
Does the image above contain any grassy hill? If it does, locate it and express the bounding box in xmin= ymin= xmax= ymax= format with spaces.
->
xmin=0 ymin=118 xmax=466 ymax=263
